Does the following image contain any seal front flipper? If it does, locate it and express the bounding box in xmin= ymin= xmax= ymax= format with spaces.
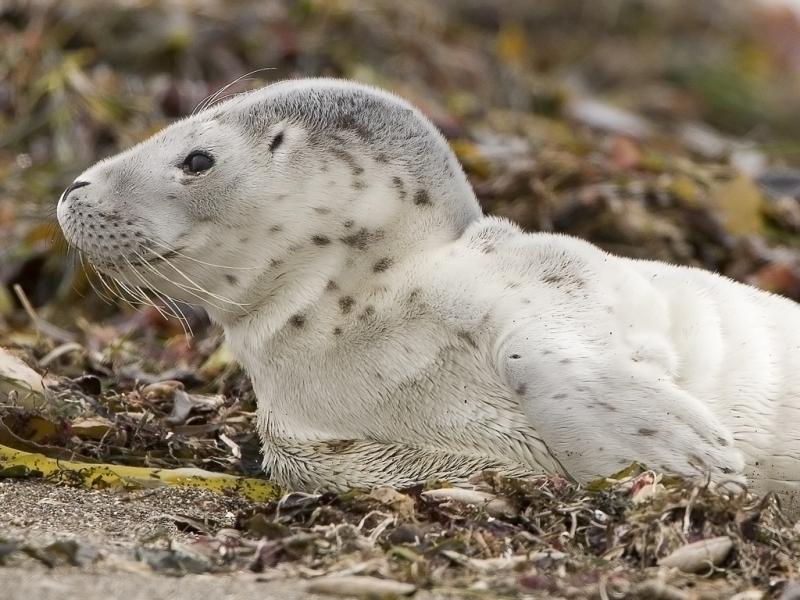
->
xmin=260 ymin=436 xmax=537 ymax=491
xmin=496 ymin=327 xmax=746 ymax=485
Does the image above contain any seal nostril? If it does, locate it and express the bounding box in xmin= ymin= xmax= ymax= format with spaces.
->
xmin=60 ymin=180 xmax=90 ymax=204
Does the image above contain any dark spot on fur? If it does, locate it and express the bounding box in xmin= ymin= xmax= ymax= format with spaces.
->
xmin=343 ymin=220 xmax=354 ymax=228
xmin=552 ymin=393 xmax=568 ymax=399
xmin=225 ymin=274 xmax=238 ymax=285
xmin=326 ymin=280 xmax=339 ymax=292
xmin=336 ymin=114 xmax=372 ymax=142
xmin=269 ymin=131 xmax=284 ymax=152
xmin=270 ymin=259 xmax=283 ymax=268
xmin=543 ymin=273 xmax=587 ymax=290
xmin=391 ymin=176 xmax=407 ymax=201
xmin=638 ymin=428 xmax=657 ymax=436
xmin=376 ymin=153 xmax=389 ymax=163
xmin=509 ymin=354 xmax=521 ymax=360
xmin=352 ymin=179 xmax=367 ymax=190
xmin=338 ymin=296 xmax=355 ymax=314
xmin=359 ymin=305 xmax=375 ymax=320
xmin=325 ymin=439 xmax=356 ymax=452
xmin=408 ymin=288 xmax=421 ymax=303
xmin=340 ymin=227 xmax=382 ymax=251
xmin=457 ymin=331 xmax=478 ymax=349
xmin=333 ymin=327 xmax=342 ymax=335
xmin=312 ymin=235 xmax=331 ymax=246
xmin=515 ymin=383 xmax=528 ymax=396
xmin=596 ymin=401 xmax=618 ymax=412
xmin=330 ymin=148 xmax=364 ymax=177
xmin=269 ymin=225 xmax=283 ymax=233
xmin=559 ymin=358 xmax=571 ymax=365
xmin=413 ymin=189 xmax=431 ymax=206
xmin=240 ymin=236 xmax=250 ymax=244
xmin=289 ymin=314 xmax=306 ymax=328
xmin=482 ymin=244 xmax=496 ymax=254
xmin=313 ymin=207 xmax=331 ymax=214
xmin=717 ymin=437 xmax=729 ymax=447
xmin=373 ymin=257 xmax=393 ymax=272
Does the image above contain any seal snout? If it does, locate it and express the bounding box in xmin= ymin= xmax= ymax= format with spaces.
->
xmin=59 ymin=180 xmax=90 ymax=205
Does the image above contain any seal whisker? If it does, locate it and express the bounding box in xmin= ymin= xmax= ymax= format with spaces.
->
xmin=143 ymin=285 xmax=194 ymax=338
xmin=91 ymin=265 xmax=135 ymax=308
xmin=192 ymin=67 xmax=276 ymax=115
xmin=159 ymin=295 xmax=195 ymax=338
xmin=92 ymin=260 xmax=144 ymax=312
xmin=133 ymin=248 xmax=244 ymax=313
xmin=146 ymin=237 xmax=260 ymax=270
xmin=115 ymin=259 xmax=175 ymax=323
xmin=123 ymin=251 xmax=195 ymax=336
xmin=139 ymin=246 xmax=252 ymax=309
xmin=122 ymin=255 xmax=193 ymax=335
xmin=77 ymin=253 xmax=115 ymax=306
xmin=106 ymin=273 xmax=162 ymax=315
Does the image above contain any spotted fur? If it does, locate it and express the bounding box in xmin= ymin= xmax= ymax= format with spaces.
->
xmin=58 ymin=78 xmax=800 ymax=511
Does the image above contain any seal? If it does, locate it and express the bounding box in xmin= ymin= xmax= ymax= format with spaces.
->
xmin=57 ymin=78 xmax=800 ymax=506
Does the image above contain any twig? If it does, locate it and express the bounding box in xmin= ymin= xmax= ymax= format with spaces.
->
xmin=13 ymin=284 xmax=77 ymax=343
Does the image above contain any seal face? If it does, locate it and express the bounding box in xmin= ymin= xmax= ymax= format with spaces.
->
xmin=59 ymin=78 xmax=800 ymax=507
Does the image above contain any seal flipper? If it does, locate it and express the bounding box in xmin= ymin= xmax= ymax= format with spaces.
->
xmin=497 ymin=326 xmax=746 ymax=485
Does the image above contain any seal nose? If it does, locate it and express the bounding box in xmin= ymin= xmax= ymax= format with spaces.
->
xmin=60 ymin=180 xmax=90 ymax=204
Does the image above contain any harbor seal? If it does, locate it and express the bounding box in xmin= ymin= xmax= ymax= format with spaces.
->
xmin=57 ymin=78 xmax=800 ymax=506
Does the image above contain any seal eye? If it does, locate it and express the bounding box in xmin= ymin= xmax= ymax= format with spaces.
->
xmin=183 ymin=151 xmax=214 ymax=174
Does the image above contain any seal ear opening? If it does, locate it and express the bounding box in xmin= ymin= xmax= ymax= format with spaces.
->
xmin=269 ymin=131 xmax=285 ymax=152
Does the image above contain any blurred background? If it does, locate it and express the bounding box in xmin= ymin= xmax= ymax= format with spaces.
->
xmin=3 ymin=0 xmax=800 ymax=374
xmin=3 ymin=4 xmax=800 ymax=585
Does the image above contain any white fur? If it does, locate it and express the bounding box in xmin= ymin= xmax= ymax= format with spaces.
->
xmin=58 ymin=78 xmax=800 ymax=509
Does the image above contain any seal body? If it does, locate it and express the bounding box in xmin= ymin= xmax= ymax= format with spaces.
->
xmin=57 ymin=78 xmax=800 ymax=507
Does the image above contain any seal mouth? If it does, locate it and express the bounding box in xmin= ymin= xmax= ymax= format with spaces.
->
xmin=138 ymin=247 xmax=181 ymax=265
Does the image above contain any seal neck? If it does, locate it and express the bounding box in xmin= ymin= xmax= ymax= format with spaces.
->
xmin=207 ymin=200 xmax=478 ymax=334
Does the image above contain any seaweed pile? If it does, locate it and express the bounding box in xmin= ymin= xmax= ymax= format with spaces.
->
xmin=2 ymin=1 xmax=800 ymax=597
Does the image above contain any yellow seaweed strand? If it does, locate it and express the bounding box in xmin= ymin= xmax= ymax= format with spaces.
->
xmin=0 ymin=444 xmax=281 ymax=502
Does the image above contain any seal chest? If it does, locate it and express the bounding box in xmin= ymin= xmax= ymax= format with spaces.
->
xmin=58 ymin=78 xmax=800 ymax=507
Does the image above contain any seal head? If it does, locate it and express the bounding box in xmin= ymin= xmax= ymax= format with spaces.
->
xmin=58 ymin=78 xmax=481 ymax=322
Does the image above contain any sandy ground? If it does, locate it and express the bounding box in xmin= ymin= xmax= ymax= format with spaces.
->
xmin=1 ymin=567 xmax=328 ymax=600
xmin=0 ymin=479 xmax=434 ymax=600
xmin=0 ymin=478 xmax=250 ymax=548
